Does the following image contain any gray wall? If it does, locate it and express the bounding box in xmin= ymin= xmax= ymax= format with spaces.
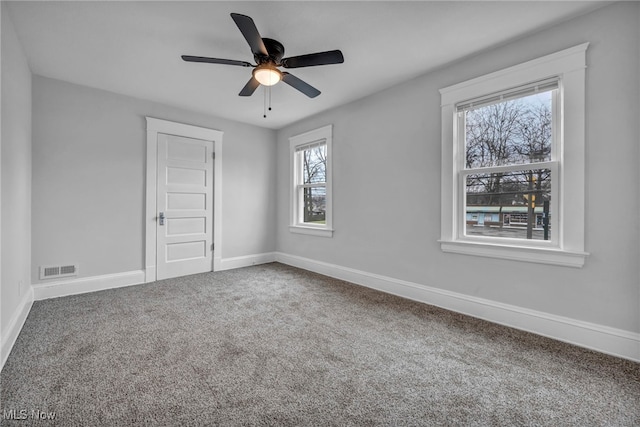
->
xmin=32 ymin=76 xmax=277 ymax=283
xmin=275 ymin=2 xmax=640 ymax=333
xmin=1 ymin=3 xmax=32 ymax=336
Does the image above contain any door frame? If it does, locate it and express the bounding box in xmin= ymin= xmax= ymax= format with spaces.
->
xmin=145 ymin=117 xmax=223 ymax=283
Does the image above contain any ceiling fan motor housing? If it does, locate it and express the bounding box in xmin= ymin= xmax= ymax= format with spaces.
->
xmin=258 ymin=38 xmax=285 ymax=65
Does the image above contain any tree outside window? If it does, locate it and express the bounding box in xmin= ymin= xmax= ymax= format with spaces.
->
xmin=300 ymin=144 xmax=327 ymax=223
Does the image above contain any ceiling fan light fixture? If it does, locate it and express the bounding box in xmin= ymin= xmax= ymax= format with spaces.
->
xmin=253 ymin=64 xmax=282 ymax=86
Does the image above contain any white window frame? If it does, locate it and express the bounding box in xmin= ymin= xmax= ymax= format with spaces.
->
xmin=459 ymin=80 xmax=560 ymax=248
xmin=439 ymin=43 xmax=590 ymax=267
xmin=289 ymin=125 xmax=333 ymax=237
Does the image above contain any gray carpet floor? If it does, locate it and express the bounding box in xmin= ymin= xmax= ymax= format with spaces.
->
xmin=1 ymin=263 xmax=638 ymax=426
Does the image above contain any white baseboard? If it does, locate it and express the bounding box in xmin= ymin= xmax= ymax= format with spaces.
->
xmin=32 ymin=270 xmax=146 ymax=300
xmin=1 ymin=287 xmax=34 ymax=372
xmin=36 ymin=253 xmax=275 ymax=300
xmin=144 ymin=265 xmax=156 ymax=283
xmin=213 ymin=256 xmax=222 ymax=272
xmin=218 ymin=252 xmax=276 ymax=271
xmin=274 ymin=252 xmax=640 ymax=362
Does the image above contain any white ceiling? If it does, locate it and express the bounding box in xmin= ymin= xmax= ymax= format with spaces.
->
xmin=6 ymin=1 xmax=607 ymax=129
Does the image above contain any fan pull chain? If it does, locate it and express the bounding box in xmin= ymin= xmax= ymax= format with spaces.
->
xmin=263 ymin=86 xmax=273 ymax=119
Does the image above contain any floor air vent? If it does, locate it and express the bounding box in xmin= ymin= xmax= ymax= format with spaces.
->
xmin=39 ymin=264 xmax=79 ymax=280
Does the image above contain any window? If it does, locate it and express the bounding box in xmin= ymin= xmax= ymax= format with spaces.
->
xmin=439 ymin=44 xmax=589 ymax=267
xmin=462 ymin=83 xmax=558 ymax=242
xmin=289 ymin=125 xmax=333 ymax=237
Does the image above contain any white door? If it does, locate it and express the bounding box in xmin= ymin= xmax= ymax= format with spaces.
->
xmin=156 ymin=133 xmax=214 ymax=280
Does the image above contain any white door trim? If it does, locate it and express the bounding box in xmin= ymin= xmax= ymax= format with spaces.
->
xmin=145 ymin=117 xmax=223 ymax=282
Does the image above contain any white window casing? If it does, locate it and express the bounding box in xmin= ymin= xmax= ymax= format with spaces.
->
xmin=439 ymin=43 xmax=590 ymax=267
xmin=289 ymin=125 xmax=333 ymax=237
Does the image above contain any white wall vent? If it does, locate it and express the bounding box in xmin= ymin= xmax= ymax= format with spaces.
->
xmin=39 ymin=264 xmax=79 ymax=280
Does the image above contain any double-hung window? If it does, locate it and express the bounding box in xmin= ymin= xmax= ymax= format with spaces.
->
xmin=439 ymin=44 xmax=589 ymax=267
xmin=460 ymin=79 xmax=559 ymax=243
xmin=289 ymin=125 xmax=333 ymax=237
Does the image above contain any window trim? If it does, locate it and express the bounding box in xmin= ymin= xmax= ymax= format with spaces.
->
xmin=439 ymin=43 xmax=590 ymax=267
xmin=289 ymin=125 xmax=333 ymax=237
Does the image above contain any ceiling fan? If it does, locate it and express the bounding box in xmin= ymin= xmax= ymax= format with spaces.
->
xmin=182 ymin=13 xmax=344 ymax=99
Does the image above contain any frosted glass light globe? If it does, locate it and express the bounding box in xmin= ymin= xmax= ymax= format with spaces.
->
xmin=253 ymin=65 xmax=282 ymax=86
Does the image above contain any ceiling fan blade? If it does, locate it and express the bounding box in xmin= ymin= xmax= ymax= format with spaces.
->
xmin=281 ymin=72 xmax=321 ymax=98
xmin=239 ymin=77 xmax=260 ymax=96
xmin=230 ymin=13 xmax=268 ymax=57
xmin=281 ymin=50 xmax=344 ymax=68
xmin=181 ymin=56 xmax=253 ymax=67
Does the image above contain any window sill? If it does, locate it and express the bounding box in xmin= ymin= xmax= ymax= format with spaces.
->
xmin=439 ymin=239 xmax=588 ymax=268
xmin=289 ymin=225 xmax=334 ymax=238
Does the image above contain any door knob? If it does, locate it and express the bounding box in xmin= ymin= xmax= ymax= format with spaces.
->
xmin=159 ymin=212 xmax=165 ymax=226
